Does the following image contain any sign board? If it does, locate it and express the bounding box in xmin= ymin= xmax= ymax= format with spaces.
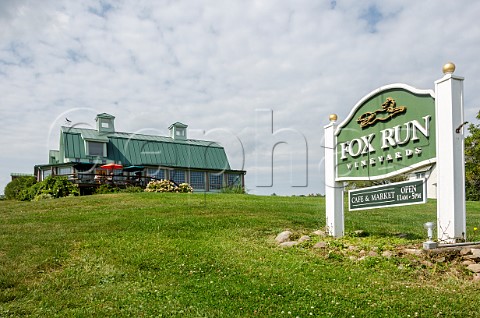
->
xmin=348 ymin=179 xmax=427 ymax=211
xmin=325 ymin=64 xmax=466 ymax=242
xmin=336 ymin=85 xmax=435 ymax=181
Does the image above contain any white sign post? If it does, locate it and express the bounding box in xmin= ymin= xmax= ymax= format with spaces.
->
xmin=435 ymin=63 xmax=466 ymax=243
xmin=324 ymin=114 xmax=344 ymax=237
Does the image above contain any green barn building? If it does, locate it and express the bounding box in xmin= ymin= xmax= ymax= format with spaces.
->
xmin=34 ymin=113 xmax=245 ymax=193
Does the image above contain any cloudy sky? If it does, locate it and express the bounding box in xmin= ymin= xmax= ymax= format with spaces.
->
xmin=1 ymin=0 xmax=479 ymax=196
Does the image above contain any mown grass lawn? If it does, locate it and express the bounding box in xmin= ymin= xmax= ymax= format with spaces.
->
xmin=1 ymin=193 xmax=480 ymax=317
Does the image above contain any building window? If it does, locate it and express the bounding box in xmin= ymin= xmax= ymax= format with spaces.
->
xmin=416 ymin=172 xmax=426 ymax=179
xmin=209 ymin=173 xmax=223 ymax=190
xmin=87 ymin=141 xmax=105 ymax=157
xmin=147 ymin=168 xmax=165 ymax=180
xmin=58 ymin=167 xmax=72 ymax=176
xmin=226 ymin=174 xmax=241 ymax=187
xmin=172 ymin=170 xmax=185 ymax=184
xmin=190 ymin=171 xmax=205 ymax=190
xmin=42 ymin=169 xmax=52 ymax=179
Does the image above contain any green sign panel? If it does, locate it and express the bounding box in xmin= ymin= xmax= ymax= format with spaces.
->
xmin=336 ymin=85 xmax=436 ymax=181
xmin=348 ymin=179 xmax=427 ymax=211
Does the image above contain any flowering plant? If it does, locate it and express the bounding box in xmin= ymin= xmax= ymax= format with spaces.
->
xmin=145 ymin=180 xmax=192 ymax=193
xmin=177 ymin=183 xmax=193 ymax=193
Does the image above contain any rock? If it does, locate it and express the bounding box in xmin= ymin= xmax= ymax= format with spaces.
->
xmin=279 ymin=241 xmax=298 ymax=248
xmin=462 ymin=260 xmax=475 ymax=266
xmin=358 ymin=256 xmax=366 ymax=261
xmin=382 ymin=251 xmax=393 ymax=258
xmin=298 ymin=235 xmax=311 ymax=243
xmin=275 ymin=231 xmax=293 ymax=244
xmin=368 ymin=251 xmax=379 ymax=257
xmin=313 ymin=241 xmax=327 ymax=249
xmin=473 ymin=273 xmax=480 ymax=282
xmin=359 ymin=250 xmax=366 ymax=256
xmin=471 ymin=248 xmax=480 ymax=257
xmin=460 ymin=247 xmax=472 ymax=255
xmin=421 ymin=260 xmax=434 ymax=267
xmin=348 ymin=256 xmax=357 ymax=261
xmin=435 ymin=256 xmax=446 ymax=263
xmin=403 ymin=248 xmax=423 ymax=256
xmin=347 ymin=245 xmax=358 ymax=251
xmin=467 ymin=264 xmax=480 ymax=273
xmin=312 ymin=230 xmax=327 ymax=237
xmin=463 ymin=255 xmax=480 ymax=262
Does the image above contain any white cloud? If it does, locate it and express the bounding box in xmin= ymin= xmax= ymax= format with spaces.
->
xmin=1 ymin=0 xmax=480 ymax=195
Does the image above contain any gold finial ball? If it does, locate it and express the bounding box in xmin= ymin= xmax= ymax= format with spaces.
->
xmin=329 ymin=114 xmax=338 ymax=122
xmin=442 ymin=62 xmax=456 ymax=74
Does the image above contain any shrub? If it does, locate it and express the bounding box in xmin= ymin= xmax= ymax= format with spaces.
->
xmin=120 ymin=186 xmax=144 ymax=193
xmin=95 ymin=184 xmax=119 ymax=194
xmin=145 ymin=180 xmax=192 ymax=193
xmin=177 ymin=183 xmax=193 ymax=193
xmin=221 ymin=185 xmax=246 ymax=194
xmin=19 ymin=176 xmax=79 ymax=201
xmin=4 ymin=176 xmax=37 ymax=200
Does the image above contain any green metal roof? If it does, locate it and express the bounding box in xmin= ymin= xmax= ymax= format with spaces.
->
xmin=59 ymin=127 xmax=232 ymax=170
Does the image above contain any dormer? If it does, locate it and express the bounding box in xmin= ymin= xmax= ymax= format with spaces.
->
xmin=168 ymin=122 xmax=188 ymax=140
xmin=95 ymin=113 xmax=115 ymax=134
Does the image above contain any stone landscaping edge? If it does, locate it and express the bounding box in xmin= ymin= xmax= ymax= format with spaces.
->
xmin=274 ymin=229 xmax=480 ymax=281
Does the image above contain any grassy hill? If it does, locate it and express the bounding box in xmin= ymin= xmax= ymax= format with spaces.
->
xmin=1 ymin=193 xmax=480 ymax=317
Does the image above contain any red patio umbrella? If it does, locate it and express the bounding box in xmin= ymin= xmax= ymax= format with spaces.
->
xmin=100 ymin=163 xmax=123 ymax=170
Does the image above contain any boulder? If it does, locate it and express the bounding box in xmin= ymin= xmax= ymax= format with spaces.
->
xmin=403 ymin=248 xmax=423 ymax=256
xmin=421 ymin=260 xmax=434 ymax=267
xmin=382 ymin=251 xmax=394 ymax=258
xmin=467 ymin=264 xmax=480 ymax=273
xmin=462 ymin=260 xmax=475 ymax=266
xmin=312 ymin=230 xmax=327 ymax=237
xmin=471 ymin=248 xmax=480 ymax=257
xmin=313 ymin=241 xmax=327 ymax=249
xmin=473 ymin=273 xmax=480 ymax=282
xmin=280 ymin=241 xmax=298 ymax=248
xmin=298 ymin=235 xmax=311 ymax=243
xmin=460 ymin=247 xmax=472 ymax=255
xmin=275 ymin=231 xmax=293 ymax=244
xmin=463 ymin=255 xmax=480 ymax=262
xmin=435 ymin=256 xmax=446 ymax=263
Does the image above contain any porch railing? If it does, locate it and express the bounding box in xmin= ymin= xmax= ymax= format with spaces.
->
xmin=63 ymin=173 xmax=155 ymax=187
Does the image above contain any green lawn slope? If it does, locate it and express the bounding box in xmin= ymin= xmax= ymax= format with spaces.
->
xmin=1 ymin=193 xmax=480 ymax=317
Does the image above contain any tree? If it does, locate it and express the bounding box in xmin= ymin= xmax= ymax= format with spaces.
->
xmin=4 ymin=176 xmax=37 ymax=200
xmin=465 ymin=111 xmax=480 ymax=200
